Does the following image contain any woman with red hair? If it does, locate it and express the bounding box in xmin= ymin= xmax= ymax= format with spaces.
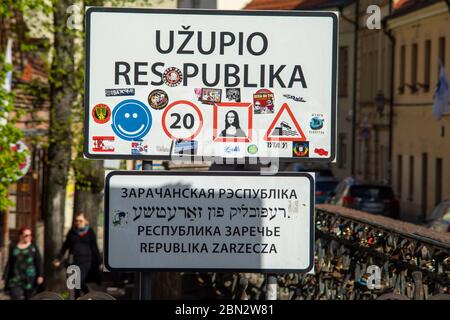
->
xmin=2 ymin=227 xmax=44 ymax=299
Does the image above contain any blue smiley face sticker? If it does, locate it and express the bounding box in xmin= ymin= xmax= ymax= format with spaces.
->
xmin=112 ymin=99 xmax=152 ymax=141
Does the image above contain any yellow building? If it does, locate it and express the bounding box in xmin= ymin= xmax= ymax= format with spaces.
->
xmin=387 ymin=0 xmax=450 ymax=221
xmin=353 ymin=0 xmax=393 ymax=184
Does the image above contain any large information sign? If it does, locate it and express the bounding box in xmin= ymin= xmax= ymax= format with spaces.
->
xmin=85 ymin=8 xmax=338 ymax=161
xmin=105 ymin=171 xmax=314 ymax=272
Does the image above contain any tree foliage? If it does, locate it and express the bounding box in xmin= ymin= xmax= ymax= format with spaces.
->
xmin=0 ymin=0 xmax=51 ymax=211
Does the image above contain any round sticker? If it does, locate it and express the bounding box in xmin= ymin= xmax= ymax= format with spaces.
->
xmin=162 ymin=100 xmax=203 ymax=140
xmin=247 ymin=144 xmax=258 ymax=154
xmin=92 ymin=103 xmax=111 ymax=124
xmin=293 ymin=142 xmax=309 ymax=157
xmin=148 ymin=89 xmax=169 ymax=110
xmin=111 ymin=99 xmax=152 ymax=141
xmin=163 ymin=67 xmax=183 ymax=87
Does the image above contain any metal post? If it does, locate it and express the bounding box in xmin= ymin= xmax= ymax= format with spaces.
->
xmin=351 ymin=0 xmax=359 ymax=176
xmin=266 ymin=274 xmax=277 ymax=300
xmin=139 ymin=160 xmax=153 ymax=300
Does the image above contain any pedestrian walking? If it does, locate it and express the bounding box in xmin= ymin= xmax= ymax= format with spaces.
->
xmin=53 ymin=213 xmax=102 ymax=299
xmin=2 ymin=227 xmax=44 ymax=300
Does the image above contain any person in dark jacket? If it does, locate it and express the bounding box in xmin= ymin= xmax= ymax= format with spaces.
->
xmin=53 ymin=213 xmax=101 ymax=298
xmin=2 ymin=227 xmax=44 ymax=300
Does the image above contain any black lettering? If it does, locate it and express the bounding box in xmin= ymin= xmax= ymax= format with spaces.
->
xmin=198 ymin=31 xmax=216 ymax=55
xmin=156 ymin=30 xmax=174 ymax=54
xmin=151 ymin=62 xmax=164 ymax=86
xmin=243 ymin=64 xmax=257 ymax=87
xmin=289 ymin=65 xmax=308 ymax=88
xmin=247 ymin=32 xmax=268 ymax=56
xmin=224 ymin=64 xmax=240 ymax=87
xmin=220 ymin=32 xmax=236 ymax=55
xmin=202 ymin=63 xmax=220 ymax=87
xmin=134 ymin=62 xmax=148 ymax=85
xmin=238 ymin=32 xmax=244 ymax=55
xmin=177 ymin=30 xmax=194 ymax=54
xmin=183 ymin=63 xmax=199 ymax=86
xmin=115 ymin=62 xmax=130 ymax=85
xmin=269 ymin=65 xmax=286 ymax=88
xmin=260 ymin=64 xmax=265 ymax=87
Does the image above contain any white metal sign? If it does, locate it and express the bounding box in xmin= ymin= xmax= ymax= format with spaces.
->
xmin=85 ymin=8 xmax=338 ymax=162
xmin=105 ymin=171 xmax=314 ymax=272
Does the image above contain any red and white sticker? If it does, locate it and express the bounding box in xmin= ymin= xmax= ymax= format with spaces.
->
xmin=162 ymin=100 xmax=203 ymax=140
xmin=92 ymin=136 xmax=115 ymax=152
xmin=213 ymin=102 xmax=253 ymax=143
xmin=264 ymin=103 xmax=306 ymax=142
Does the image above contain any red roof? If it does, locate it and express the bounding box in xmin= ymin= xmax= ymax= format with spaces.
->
xmin=244 ymin=0 xmax=304 ymax=10
xmin=245 ymin=0 xmax=353 ymax=10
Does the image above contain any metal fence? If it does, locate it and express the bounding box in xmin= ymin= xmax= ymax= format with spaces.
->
xmin=202 ymin=204 xmax=450 ymax=300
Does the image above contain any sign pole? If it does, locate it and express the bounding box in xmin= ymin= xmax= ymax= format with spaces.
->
xmin=139 ymin=160 xmax=153 ymax=300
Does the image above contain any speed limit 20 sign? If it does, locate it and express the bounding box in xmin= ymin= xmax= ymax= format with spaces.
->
xmin=84 ymin=8 xmax=338 ymax=160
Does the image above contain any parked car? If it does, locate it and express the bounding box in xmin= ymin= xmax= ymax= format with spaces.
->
xmin=426 ymin=200 xmax=450 ymax=233
xmin=329 ymin=177 xmax=399 ymax=219
xmin=315 ymin=178 xmax=338 ymax=204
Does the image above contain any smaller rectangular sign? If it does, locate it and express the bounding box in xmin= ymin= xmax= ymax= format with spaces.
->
xmin=105 ymin=171 xmax=314 ymax=272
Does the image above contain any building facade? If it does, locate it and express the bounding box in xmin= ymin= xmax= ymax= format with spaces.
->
xmin=388 ymin=0 xmax=450 ymax=221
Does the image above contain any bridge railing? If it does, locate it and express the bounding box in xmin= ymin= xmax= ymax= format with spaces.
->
xmin=205 ymin=204 xmax=450 ymax=300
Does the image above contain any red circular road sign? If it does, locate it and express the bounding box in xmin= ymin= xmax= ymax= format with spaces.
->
xmin=162 ymin=100 xmax=203 ymax=140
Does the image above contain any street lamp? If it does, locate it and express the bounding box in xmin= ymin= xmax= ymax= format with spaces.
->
xmin=374 ymin=90 xmax=385 ymax=116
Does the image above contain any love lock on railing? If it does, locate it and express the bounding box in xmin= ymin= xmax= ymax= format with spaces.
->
xmin=201 ymin=205 xmax=450 ymax=300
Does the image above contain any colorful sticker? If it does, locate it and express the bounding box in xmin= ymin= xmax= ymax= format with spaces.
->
xmin=148 ymin=89 xmax=169 ymax=110
xmin=310 ymin=115 xmax=324 ymax=130
xmin=201 ymin=88 xmax=222 ymax=105
xmin=92 ymin=136 xmax=115 ymax=152
xmin=247 ymin=144 xmax=258 ymax=154
xmin=264 ymin=103 xmax=306 ymax=141
xmin=253 ymin=89 xmax=275 ymax=114
xmin=194 ymin=88 xmax=202 ymax=101
xmin=266 ymin=142 xmax=288 ymax=149
xmin=173 ymin=139 xmax=198 ymax=155
xmin=213 ymin=102 xmax=253 ymax=143
xmin=283 ymin=94 xmax=306 ymax=103
xmin=226 ymin=88 xmax=241 ymax=102
xmin=111 ymin=99 xmax=152 ymax=141
xmin=92 ymin=103 xmax=111 ymax=124
xmin=131 ymin=140 xmax=149 ymax=155
xmin=163 ymin=67 xmax=183 ymax=87
xmin=105 ymin=88 xmax=135 ymax=96
xmin=314 ymin=148 xmax=329 ymax=156
xmin=293 ymin=141 xmax=309 ymax=157
xmin=224 ymin=145 xmax=241 ymax=154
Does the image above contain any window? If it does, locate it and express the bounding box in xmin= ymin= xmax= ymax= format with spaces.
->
xmin=397 ymin=155 xmax=402 ymax=199
xmin=439 ymin=37 xmax=446 ymax=66
xmin=424 ymin=40 xmax=431 ymax=92
xmin=399 ymin=45 xmax=406 ymax=94
xmin=421 ymin=153 xmax=428 ymax=219
xmin=409 ymin=156 xmax=414 ymax=201
xmin=339 ymin=46 xmax=349 ymax=97
xmin=436 ymin=158 xmax=443 ymax=205
xmin=411 ymin=43 xmax=418 ymax=93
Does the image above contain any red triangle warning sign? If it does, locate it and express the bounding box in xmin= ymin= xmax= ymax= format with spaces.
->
xmin=264 ymin=103 xmax=307 ymax=141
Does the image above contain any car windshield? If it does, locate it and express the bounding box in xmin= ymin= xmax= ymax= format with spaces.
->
xmin=316 ymin=181 xmax=338 ymax=192
xmin=314 ymin=170 xmax=333 ymax=177
xmin=349 ymin=185 xmax=394 ymax=199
